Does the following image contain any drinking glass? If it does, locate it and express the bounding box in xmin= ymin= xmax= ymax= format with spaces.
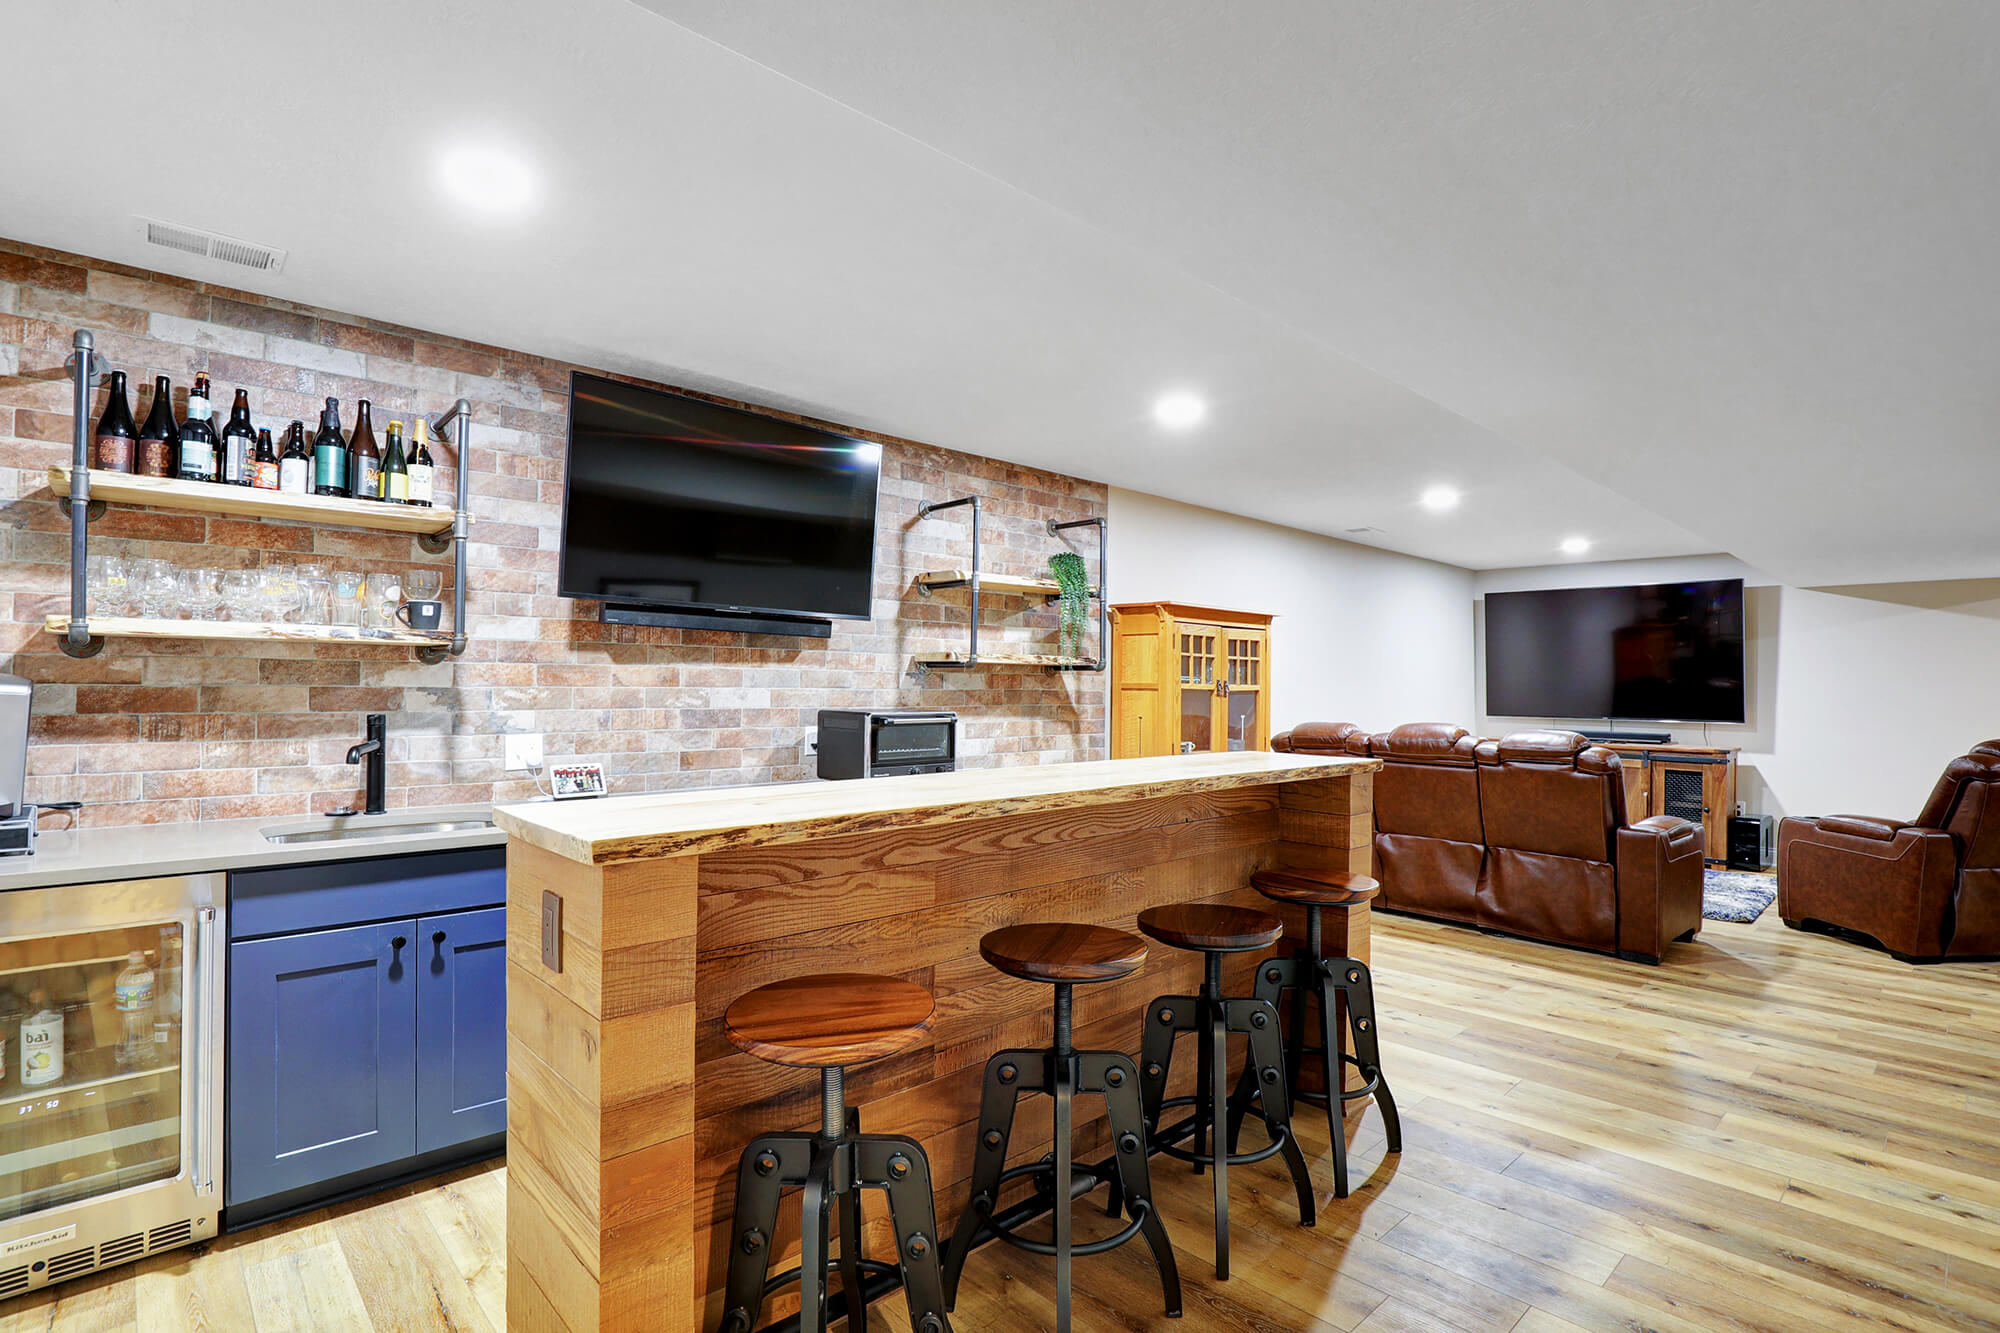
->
xmin=219 ymin=570 xmax=260 ymax=622
xmin=330 ymin=569 xmax=365 ymax=629
xmin=364 ymin=572 xmax=404 ymax=632
xmin=131 ymin=559 xmax=175 ymax=618
xmin=87 ymin=555 xmax=133 ymax=617
xmin=402 ymin=568 xmax=443 ymax=601
xmin=261 ymin=567 xmax=305 ymax=624
xmin=178 ymin=568 xmax=224 ymax=621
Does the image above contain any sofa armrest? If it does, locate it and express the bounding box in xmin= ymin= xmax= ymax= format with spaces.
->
xmin=1616 ymin=815 xmax=1706 ymax=962
xmin=1814 ymin=814 xmax=1911 ymax=841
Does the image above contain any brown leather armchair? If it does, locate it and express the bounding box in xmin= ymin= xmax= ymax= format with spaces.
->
xmin=1358 ymin=723 xmax=1486 ymax=925
xmin=1475 ymin=730 xmax=1705 ymax=961
xmin=1778 ymin=743 xmax=2000 ymax=961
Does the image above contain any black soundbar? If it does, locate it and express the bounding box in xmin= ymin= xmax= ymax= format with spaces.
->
xmin=1576 ymin=727 xmax=1674 ymax=745
xmin=599 ymin=603 xmax=834 ymax=639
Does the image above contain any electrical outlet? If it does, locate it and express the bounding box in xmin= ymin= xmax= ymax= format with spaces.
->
xmin=804 ymin=728 xmax=818 ymax=756
xmin=505 ymin=733 xmax=544 ymax=773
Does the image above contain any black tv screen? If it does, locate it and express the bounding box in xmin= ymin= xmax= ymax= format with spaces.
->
xmin=558 ymin=373 xmax=881 ymax=621
xmin=1484 ymin=579 xmax=1746 ymax=723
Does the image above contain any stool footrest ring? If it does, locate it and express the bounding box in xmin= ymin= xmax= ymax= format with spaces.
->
xmin=975 ymin=1193 xmax=1154 ymax=1259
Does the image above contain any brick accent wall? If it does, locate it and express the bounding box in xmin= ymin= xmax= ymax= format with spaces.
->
xmin=0 ymin=237 xmax=1106 ymax=827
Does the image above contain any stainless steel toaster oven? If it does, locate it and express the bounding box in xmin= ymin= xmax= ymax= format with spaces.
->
xmin=816 ymin=709 xmax=958 ymax=779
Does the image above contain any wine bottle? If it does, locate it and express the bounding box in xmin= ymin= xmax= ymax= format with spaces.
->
xmin=312 ymin=397 xmax=348 ymax=497
xmin=177 ymin=374 xmax=218 ymax=483
xmin=252 ymin=427 xmax=280 ymax=490
xmin=279 ymin=421 xmax=311 ymax=495
xmin=136 ymin=375 xmax=179 ymax=478
xmin=379 ymin=420 xmax=409 ymax=503
xmin=220 ymin=388 xmax=255 ymax=486
xmin=407 ymin=418 xmax=436 ymax=508
xmin=94 ymin=370 xmax=138 ymax=473
xmin=349 ymin=400 xmax=381 ymax=503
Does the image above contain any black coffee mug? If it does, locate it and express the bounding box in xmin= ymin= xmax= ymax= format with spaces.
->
xmin=395 ymin=599 xmax=443 ymax=631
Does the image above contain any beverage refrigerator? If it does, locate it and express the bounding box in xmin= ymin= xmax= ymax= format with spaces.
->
xmin=0 ymin=873 xmax=222 ymax=1295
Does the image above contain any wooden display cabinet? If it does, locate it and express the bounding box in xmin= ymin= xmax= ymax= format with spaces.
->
xmin=1111 ymin=603 xmax=1274 ymax=758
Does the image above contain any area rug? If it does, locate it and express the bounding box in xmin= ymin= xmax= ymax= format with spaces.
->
xmin=1704 ymin=868 xmax=1777 ymax=923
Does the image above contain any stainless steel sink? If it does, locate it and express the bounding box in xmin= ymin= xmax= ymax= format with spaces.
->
xmin=261 ymin=817 xmax=496 ymax=845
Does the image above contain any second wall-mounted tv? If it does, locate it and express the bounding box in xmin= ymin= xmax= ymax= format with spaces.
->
xmin=557 ymin=372 xmax=882 ymax=623
xmin=1484 ymin=579 xmax=1746 ymax=724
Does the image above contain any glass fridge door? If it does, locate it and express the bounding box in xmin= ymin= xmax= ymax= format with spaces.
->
xmin=0 ymin=919 xmax=188 ymax=1223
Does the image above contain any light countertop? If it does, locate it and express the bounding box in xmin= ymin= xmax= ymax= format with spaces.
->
xmin=0 ymin=805 xmax=506 ymax=892
xmin=494 ymin=751 xmax=1376 ymax=865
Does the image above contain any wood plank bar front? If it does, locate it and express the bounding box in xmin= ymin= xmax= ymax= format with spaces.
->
xmin=495 ymin=752 xmax=1378 ymax=1333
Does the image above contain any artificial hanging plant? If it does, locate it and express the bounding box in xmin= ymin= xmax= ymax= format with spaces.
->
xmin=1047 ymin=551 xmax=1091 ymax=660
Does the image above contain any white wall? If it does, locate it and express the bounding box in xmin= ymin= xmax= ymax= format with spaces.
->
xmin=1476 ymin=557 xmax=2000 ymax=820
xmin=1108 ymin=488 xmax=1477 ymax=732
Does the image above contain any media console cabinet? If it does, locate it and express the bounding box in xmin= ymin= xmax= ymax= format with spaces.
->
xmin=1600 ymin=743 xmax=1737 ymax=863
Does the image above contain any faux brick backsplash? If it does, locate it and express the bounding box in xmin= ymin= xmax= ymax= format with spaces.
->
xmin=0 ymin=237 xmax=1107 ymax=827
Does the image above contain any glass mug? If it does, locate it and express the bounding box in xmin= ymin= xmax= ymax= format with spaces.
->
xmin=363 ymin=573 xmax=404 ymax=632
xmin=330 ymin=570 xmax=365 ymax=629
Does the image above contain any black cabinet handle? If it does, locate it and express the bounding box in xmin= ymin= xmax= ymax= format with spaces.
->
xmin=433 ymin=930 xmax=447 ymax=944
xmin=391 ymin=935 xmax=407 ymax=950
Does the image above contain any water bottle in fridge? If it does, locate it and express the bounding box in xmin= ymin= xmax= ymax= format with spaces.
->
xmin=115 ymin=951 xmax=155 ymax=1070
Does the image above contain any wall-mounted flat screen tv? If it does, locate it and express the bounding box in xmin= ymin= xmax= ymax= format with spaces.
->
xmin=557 ymin=372 xmax=881 ymax=622
xmin=1483 ymin=578 xmax=1746 ymax=723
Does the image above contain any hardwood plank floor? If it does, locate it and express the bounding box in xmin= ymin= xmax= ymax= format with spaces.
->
xmin=7 ymin=908 xmax=1998 ymax=1332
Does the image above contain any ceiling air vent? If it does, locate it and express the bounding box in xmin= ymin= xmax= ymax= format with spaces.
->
xmin=137 ymin=217 xmax=287 ymax=273
xmin=1345 ymin=526 xmax=1382 ymax=536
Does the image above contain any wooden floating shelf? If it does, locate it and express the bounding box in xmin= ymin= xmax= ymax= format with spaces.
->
xmin=914 ymin=569 xmax=1098 ymax=598
xmin=45 ymin=616 xmax=451 ymax=648
xmin=49 ymin=468 xmax=456 ymax=539
xmin=914 ymin=650 xmax=1094 ymax=668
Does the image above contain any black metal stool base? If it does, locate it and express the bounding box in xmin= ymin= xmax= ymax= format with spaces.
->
xmin=940 ymin=983 xmax=1182 ymax=1333
xmin=1229 ymin=945 xmax=1402 ymax=1199
xmin=719 ymin=1069 xmax=952 ymax=1333
xmin=1133 ymin=952 xmax=1315 ymax=1280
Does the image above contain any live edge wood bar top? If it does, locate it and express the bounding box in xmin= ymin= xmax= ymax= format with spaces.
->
xmin=494 ymin=751 xmax=1379 ymax=1333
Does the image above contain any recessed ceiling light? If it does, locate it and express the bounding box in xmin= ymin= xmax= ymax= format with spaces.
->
xmin=1559 ymin=535 xmax=1593 ymax=556
xmin=1152 ymin=391 xmax=1207 ymax=430
xmin=1419 ymin=484 xmax=1462 ymax=513
xmin=436 ymin=143 xmax=538 ymax=218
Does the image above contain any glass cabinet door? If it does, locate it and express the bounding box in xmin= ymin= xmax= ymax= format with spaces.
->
xmin=0 ymin=922 xmax=187 ymax=1223
xmin=1177 ymin=627 xmax=1219 ymax=753
xmin=1224 ymin=633 xmax=1265 ymax=751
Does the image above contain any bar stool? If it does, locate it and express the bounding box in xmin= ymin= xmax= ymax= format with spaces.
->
xmin=1130 ymin=903 xmax=1315 ymax=1280
xmin=940 ymin=923 xmax=1180 ymax=1333
xmin=1229 ymin=868 xmax=1401 ymax=1198
xmin=717 ymin=973 xmax=953 ymax=1333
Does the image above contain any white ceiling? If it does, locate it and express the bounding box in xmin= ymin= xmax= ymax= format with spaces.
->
xmin=4 ymin=1 xmax=1995 ymax=580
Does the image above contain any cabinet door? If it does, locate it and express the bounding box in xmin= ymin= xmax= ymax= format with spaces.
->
xmin=415 ymin=907 xmax=507 ymax=1154
xmin=227 ymin=920 xmax=416 ymax=1207
xmin=1221 ymin=629 xmax=1269 ymax=751
xmin=1175 ymin=623 xmax=1223 ymax=753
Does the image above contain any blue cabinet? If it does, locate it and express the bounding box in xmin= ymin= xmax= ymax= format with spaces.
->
xmin=226 ymin=849 xmax=505 ymax=1226
xmin=416 ymin=907 xmax=507 ymax=1152
xmin=228 ymin=920 xmax=418 ymax=1206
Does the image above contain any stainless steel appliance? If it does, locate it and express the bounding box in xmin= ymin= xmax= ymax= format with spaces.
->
xmin=816 ymin=709 xmax=958 ymax=779
xmin=0 ymin=874 xmax=222 ymax=1296
xmin=0 ymin=677 xmax=31 ymax=857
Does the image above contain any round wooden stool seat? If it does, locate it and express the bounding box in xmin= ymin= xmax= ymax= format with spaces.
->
xmin=1249 ymin=868 xmax=1381 ymax=907
xmin=1136 ymin=903 xmax=1284 ymax=954
xmin=979 ymin=923 xmax=1147 ymax=984
xmin=724 ymin=973 xmax=934 ymax=1068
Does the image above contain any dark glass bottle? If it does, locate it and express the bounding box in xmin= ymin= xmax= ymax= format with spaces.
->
xmin=93 ymin=370 xmax=138 ymax=473
xmin=348 ymin=400 xmax=380 ymax=503
xmin=312 ymin=398 xmax=348 ymax=497
xmin=279 ymin=421 xmax=311 ymax=495
xmin=379 ymin=420 xmax=409 ymax=504
xmin=220 ymin=388 xmax=255 ymax=486
xmin=177 ymin=374 xmax=218 ymax=483
xmin=407 ymin=418 xmax=435 ymax=508
xmin=251 ymin=427 xmax=280 ymax=490
xmin=136 ymin=376 xmax=179 ymax=478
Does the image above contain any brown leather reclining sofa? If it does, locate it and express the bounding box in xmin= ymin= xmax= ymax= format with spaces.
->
xmin=1273 ymin=722 xmax=1705 ymax=962
xmin=1778 ymin=743 xmax=2000 ymax=961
